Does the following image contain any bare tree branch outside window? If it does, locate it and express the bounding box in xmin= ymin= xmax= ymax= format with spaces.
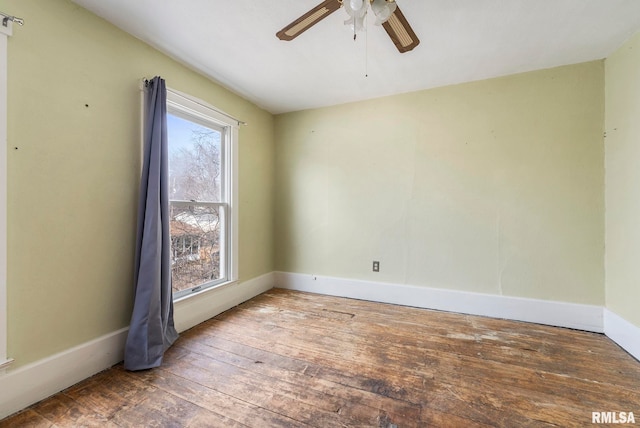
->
xmin=167 ymin=116 xmax=223 ymax=294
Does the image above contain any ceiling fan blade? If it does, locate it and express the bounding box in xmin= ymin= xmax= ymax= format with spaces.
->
xmin=277 ymin=0 xmax=342 ymax=41
xmin=381 ymin=4 xmax=420 ymax=53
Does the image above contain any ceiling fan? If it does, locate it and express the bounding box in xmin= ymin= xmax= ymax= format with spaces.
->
xmin=276 ymin=0 xmax=420 ymax=53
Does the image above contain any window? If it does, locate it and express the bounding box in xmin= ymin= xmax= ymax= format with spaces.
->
xmin=166 ymin=89 xmax=238 ymax=299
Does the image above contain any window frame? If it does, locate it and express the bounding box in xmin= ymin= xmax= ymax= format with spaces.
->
xmin=0 ymin=19 xmax=12 ymax=370
xmin=166 ymin=88 xmax=238 ymax=301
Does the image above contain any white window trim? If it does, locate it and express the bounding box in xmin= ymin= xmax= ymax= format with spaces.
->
xmin=0 ymin=20 xmax=13 ymax=369
xmin=166 ymin=88 xmax=239 ymax=301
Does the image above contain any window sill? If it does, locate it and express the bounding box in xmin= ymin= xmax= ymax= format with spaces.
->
xmin=0 ymin=358 xmax=14 ymax=371
xmin=173 ymin=279 xmax=238 ymax=304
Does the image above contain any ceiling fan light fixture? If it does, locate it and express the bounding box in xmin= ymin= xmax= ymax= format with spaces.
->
xmin=343 ymin=0 xmax=367 ymax=17
xmin=342 ymin=0 xmax=368 ymax=33
xmin=370 ymin=0 xmax=397 ymax=25
xmin=344 ymin=15 xmax=366 ymax=32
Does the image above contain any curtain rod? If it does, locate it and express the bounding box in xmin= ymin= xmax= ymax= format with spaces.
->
xmin=0 ymin=11 xmax=24 ymax=27
xmin=142 ymin=78 xmax=247 ymax=126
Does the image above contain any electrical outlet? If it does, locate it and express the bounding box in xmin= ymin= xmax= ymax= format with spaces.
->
xmin=373 ymin=261 xmax=380 ymax=272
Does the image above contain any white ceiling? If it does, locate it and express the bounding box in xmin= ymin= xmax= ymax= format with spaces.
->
xmin=71 ymin=0 xmax=640 ymax=114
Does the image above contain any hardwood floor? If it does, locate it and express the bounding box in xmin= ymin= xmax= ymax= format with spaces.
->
xmin=2 ymin=288 xmax=639 ymax=427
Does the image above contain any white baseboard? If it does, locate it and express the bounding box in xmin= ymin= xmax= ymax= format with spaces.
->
xmin=0 ymin=272 xmax=276 ymax=420
xmin=0 ymin=327 xmax=128 ymax=420
xmin=604 ymin=309 xmax=640 ymax=361
xmin=275 ymin=272 xmax=604 ymax=333
xmin=174 ymin=272 xmax=275 ymax=332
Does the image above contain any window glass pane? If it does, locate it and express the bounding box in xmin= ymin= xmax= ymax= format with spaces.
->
xmin=167 ymin=113 xmax=222 ymax=202
xmin=170 ymin=203 xmax=222 ymax=294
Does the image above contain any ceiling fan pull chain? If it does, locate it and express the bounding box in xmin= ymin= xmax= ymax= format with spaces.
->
xmin=365 ymin=11 xmax=369 ymax=77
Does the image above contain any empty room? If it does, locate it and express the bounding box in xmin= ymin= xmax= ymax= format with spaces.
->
xmin=0 ymin=0 xmax=639 ymax=426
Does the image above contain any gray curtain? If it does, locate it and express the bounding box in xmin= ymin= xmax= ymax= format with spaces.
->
xmin=124 ymin=76 xmax=178 ymax=371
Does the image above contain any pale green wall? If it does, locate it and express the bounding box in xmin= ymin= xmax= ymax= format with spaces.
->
xmin=275 ymin=61 xmax=605 ymax=305
xmin=3 ymin=0 xmax=274 ymax=367
xmin=605 ymin=32 xmax=640 ymax=328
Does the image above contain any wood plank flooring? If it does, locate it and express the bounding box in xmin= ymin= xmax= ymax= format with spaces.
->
xmin=2 ymin=288 xmax=639 ymax=427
